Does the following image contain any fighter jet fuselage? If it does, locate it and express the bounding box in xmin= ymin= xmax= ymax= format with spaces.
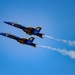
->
xmin=0 ymin=33 xmax=36 ymax=47
xmin=4 ymin=21 xmax=44 ymax=38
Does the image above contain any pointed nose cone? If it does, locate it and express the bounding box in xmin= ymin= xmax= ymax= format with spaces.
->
xmin=4 ymin=21 xmax=8 ymax=24
xmin=0 ymin=33 xmax=6 ymax=36
xmin=4 ymin=21 xmax=12 ymax=25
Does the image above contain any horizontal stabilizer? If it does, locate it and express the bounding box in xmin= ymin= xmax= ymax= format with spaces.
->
xmin=37 ymin=33 xmax=44 ymax=38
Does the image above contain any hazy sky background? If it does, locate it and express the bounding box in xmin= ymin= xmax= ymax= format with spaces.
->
xmin=0 ymin=0 xmax=75 ymax=75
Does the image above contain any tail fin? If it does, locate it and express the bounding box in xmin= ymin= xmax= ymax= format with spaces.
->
xmin=36 ymin=26 xmax=42 ymax=32
xmin=27 ymin=36 xmax=35 ymax=44
xmin=28 ymin=37 xmax=35 ymax=42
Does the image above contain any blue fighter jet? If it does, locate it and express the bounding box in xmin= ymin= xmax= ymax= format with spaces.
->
xmin=4 ymin=21 xmax=44 ymax=38
xmin=0 ymin=33 xmax=36 ymax=47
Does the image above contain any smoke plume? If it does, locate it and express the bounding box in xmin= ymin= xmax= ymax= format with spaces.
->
xmin=45 ymin=35 xmax=75 ymax=46
xmin=37 ymin=45 xmax=75 ymax=59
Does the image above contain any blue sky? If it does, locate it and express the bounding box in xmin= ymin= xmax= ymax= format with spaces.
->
xmin=0 ymin=0 xmax=75 ymax=75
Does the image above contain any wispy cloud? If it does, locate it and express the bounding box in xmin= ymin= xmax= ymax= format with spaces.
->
xmin=37 ymin=45 xmax=75 ymax=59
xmin=45 ymin=35 xmax=75 ymax=46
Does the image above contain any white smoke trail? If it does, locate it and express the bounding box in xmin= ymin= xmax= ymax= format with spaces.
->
xmin=37 ymin=45 xmax=75 ymax=59
xmin=44 ymin=35 xmax=75 ymax=46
